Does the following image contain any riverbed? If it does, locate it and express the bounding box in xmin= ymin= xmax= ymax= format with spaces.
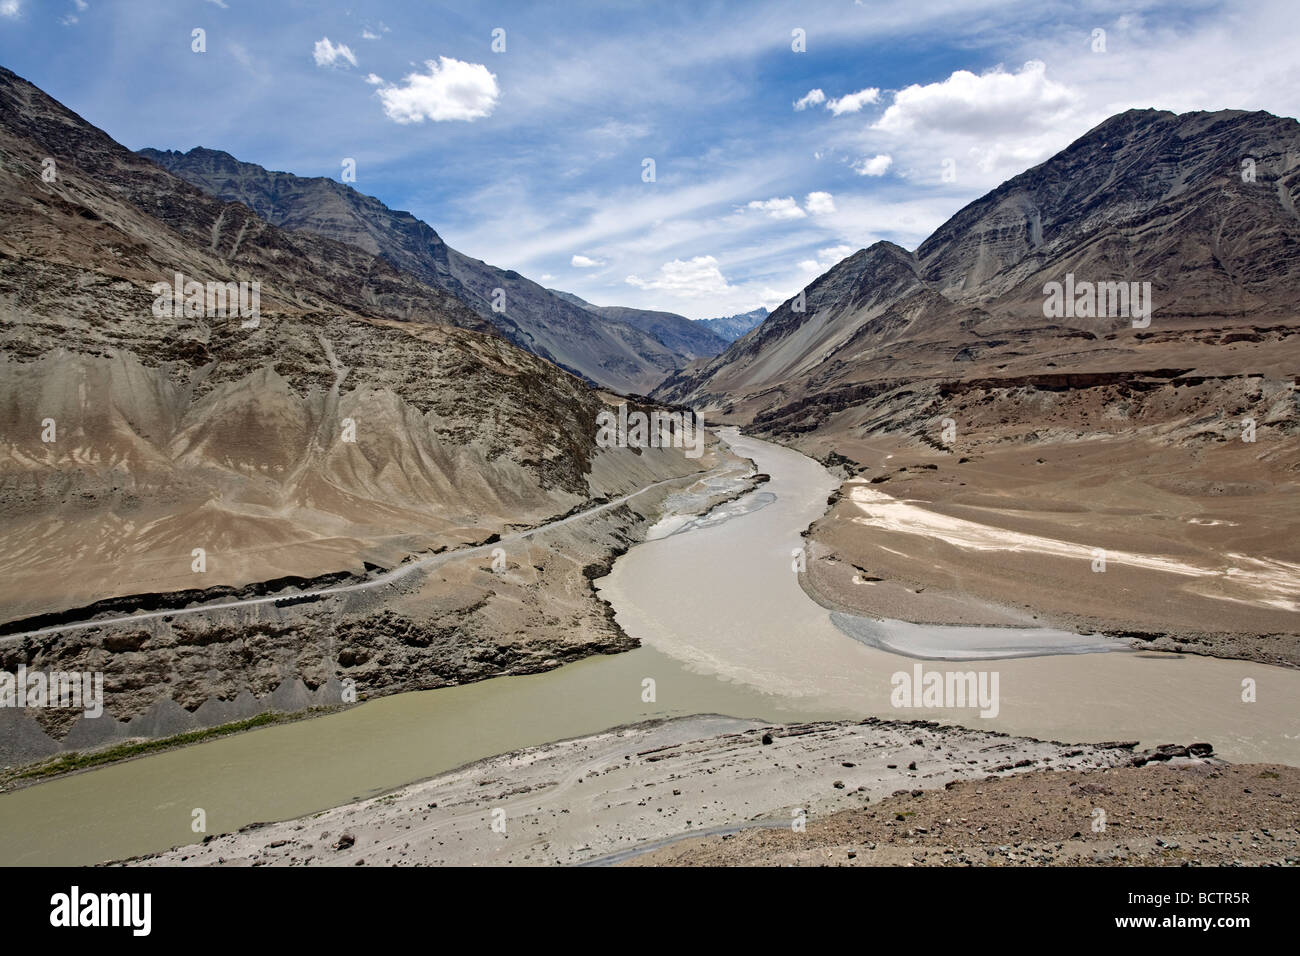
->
xmin=598 ymin=429 xmax=1300 ymax=761
xmin=2 ymin=429 xmax=1296 ymax=865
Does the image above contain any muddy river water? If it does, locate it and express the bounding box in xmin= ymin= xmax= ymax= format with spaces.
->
xmin=2 ymin=430 xmax=1296 ymax=865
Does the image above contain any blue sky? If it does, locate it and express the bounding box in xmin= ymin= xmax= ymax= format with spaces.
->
xmin=3 ymin=0 xmax=1299 ymax=318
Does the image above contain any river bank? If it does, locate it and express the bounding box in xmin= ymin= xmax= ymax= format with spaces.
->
xmin=0 ymin=438 xmax=757 ymax=769
xmin=6 ymin=428 xmax=1299 ymax=867
xmin=119 ymin=715 xmax=1165 ymax=867
xmin=628 ymin=752 xmax=1300 ymax=867
xmin=596 ymin=429 xmax=1300 ymax=765
xmin=793 ymin=434 xmax=1300 ymax=670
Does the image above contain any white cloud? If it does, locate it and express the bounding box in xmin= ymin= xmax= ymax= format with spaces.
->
xmin=805 ymin=191 xmax=836 ymax=215
xmin=827 ymin=87 xmax=880 ymax=115
xmin=73 ymin=0 xmax=88 ymax=8
xmin=793 ymin=88 xmax=826 ymax=111
xmin=853 ymin=153 xmax=893 ymax=176
xmin=819 ymin=244 xmax=855 ymax=263
xmin=0 ymin=0 xmax=21 ymax=19
xmin=204 ymin=0 xmax=229 ymax=7
xmin=588 ymin=120 xmax=650 ymax=142
xmin=365 ymin=73 xmax=384 ymax=85
xmin=229 ymin=42 xmax=256 ymax=73
xmin=313 ymin=37 xmax=358 ymax=69
xmin=874 ymin=60 xmax=1078 ymax=135
xmin=377 ymin=57 xmax=499 ymax=123
xmin=626 ymin=256 xmax=735 ymax=297
xmin=362 ymin=30 xmax=380 ymax=40
xmin=571 ymin=254 xmax=605 ymax=268
xmin=747 ymin=196 xmax=806 ymax=220
xmin=800 ymin=244 xmax=856 ymax=272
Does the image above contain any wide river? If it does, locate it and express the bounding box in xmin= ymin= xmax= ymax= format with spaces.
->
xmin=3 ymin=430 xmax=1297 ymax=865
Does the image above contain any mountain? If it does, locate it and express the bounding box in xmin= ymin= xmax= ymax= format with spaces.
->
xmin=656 ymin=109 xmax=1300 ymax=436
xmin=139 ymin=146 xmax=694 ymax=394
xmin=0 ymin=63 xmax=599 ymax=610
xmin=0 ymin=66 xmax=713 ymax=752
xmin=697 ymin=307 xmax=768 ymax=342
xmin=548 ymin=290 xmax=729 ymax=359
xmin=656 ymin=107 xmax=1300 ymax=653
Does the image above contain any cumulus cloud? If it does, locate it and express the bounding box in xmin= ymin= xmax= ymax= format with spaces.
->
xmin=377 ymin=57 xmax=500 ymax=123
xmin=571 ymin=254 xmax=604 ymax=268
xmin=874 ymin=60 xmax=1078 ymax=135
xmin=0 ymin=0 xmax=21 ymax=19
xmin=313 ymin=37 xmax=358 ymax=69
xmin=853 ymin=153 xmax=893 ymax=176
xmin=805 ymin=191 xmax=836 ymax=215
xmin=827 ymin=87 xmax=880 ymax=115
xmin=747 ymin=197 xmax=806 ymax=220
xmin=799 ymin=244 xmax=856 ymax=272
xmin=793 ymin=88 xmax=826 ymax=110
xmin=626 ymin=256 xmax=735 ymax=297
xmin=365 ymin=73 xmax=383 ymax=85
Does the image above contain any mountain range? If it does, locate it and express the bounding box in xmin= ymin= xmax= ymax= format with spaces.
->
xmin=0 ymin=65 xmax=728 ymax=752
xmin=657 ymin=108 xmax=1300 ymax=439
xmin=140 ymin=146 xmax=739 ymax=394
xmin=4 ymin=58 xmax=1298 ymax=750
xmin=695 ymin=307 xmax=769 ymax=342
xmin=546 ymin=289 xmax=730 ymax=357
xmin=652 ymin=106 xmax=1299 ymax=657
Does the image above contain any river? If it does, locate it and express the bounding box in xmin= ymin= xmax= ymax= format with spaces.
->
xmin=2 ymin=429 xmax=1296 ymax=865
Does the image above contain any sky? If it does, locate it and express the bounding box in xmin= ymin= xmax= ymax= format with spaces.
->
xmin=3 ymin=0 xmax=1299 ymax=318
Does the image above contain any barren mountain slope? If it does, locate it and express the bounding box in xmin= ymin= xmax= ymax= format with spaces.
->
xmin=547 ymin=289 xmax=729 ymax=358
xmin=697 ymin=306 xmax=768 ymax=342
xmin=140 ymin=146 xmax=689 ymax=394
xmin=0 ymin=67 xmax=721 ymax=758
xmin=657 ymin=108 xmax=1300 ymax=654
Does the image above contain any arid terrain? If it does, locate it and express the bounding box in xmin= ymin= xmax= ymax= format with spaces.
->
xmin=631 ymin=752 xmax=1300 ymax=867
xmin=1 ymin=60 xmax=1296 ymax=877
xmin=118 ymin=714 xmax=1295 ymax=868
xmin=0 ymin=66 xmax=738 ymax=764
xmin=659 ymin=109 xmax=1300 ymax=666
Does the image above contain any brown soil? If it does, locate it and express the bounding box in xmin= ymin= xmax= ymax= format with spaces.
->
xmin=628 ymin=762 xmax=1300 ymax=866
xmin=798 ymin=430 xmax=1300 ymax=669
